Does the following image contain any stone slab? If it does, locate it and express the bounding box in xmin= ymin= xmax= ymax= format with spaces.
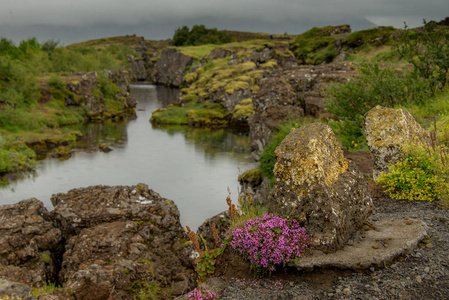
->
xmin=291 ymin=218 xmax=428 ymax=270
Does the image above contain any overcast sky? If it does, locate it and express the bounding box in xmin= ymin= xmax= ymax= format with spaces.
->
xmin=1 ymin=0 xmax=447 ymax=44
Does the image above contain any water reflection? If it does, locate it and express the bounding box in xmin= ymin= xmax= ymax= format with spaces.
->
xmin=0 ymin=84 xmax=257 ymax=230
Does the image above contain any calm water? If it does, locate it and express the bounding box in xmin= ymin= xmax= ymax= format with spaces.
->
xmin=0 ymin=84 xmax=257 ymax=229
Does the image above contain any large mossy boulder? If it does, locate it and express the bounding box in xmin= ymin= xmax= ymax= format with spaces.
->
xmin=363 ymin=105 xmax=430 ymax=179
xmin=270 ymin=123 xmax=373 ymax=251
xmin=50 ymin=184 xmax=196 ymax=299
xmin=0 ymin=199 xmax=62 ymax=288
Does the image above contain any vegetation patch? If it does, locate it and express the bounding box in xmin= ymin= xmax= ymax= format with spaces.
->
xmin=151 ymin=101 xmax=229 ymax=126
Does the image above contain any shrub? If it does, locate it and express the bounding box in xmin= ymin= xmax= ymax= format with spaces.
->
xmin=227 ymin=214 xmax=310 ymax=273
xmin=376 ymin=142 xmax=449 ymax=202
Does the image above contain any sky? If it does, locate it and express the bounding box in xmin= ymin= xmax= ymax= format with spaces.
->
xmin=0 ymin=0 xmax=447 ymax=45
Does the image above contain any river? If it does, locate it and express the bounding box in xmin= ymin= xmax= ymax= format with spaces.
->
xmin=0 ymin=84 xmax=257 ymax=230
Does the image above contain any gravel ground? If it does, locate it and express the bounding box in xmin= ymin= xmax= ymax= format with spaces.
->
xmin=215 ymin=198 xmax=449 ymax=299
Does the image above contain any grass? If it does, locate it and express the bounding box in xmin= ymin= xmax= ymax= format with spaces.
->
xmin=150 ymin=101 xmax=229 ymax=126
xmin=174 ymin=44 xmax=217 ymax=60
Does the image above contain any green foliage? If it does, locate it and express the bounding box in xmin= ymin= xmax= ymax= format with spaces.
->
xmin=393 ymin=20 xmax=449 ymax=93
xmin=0 ymin=136 xmax=36 ymax=173
xmin=344 ymin=27 xmax=397 ymax=49
xmin=259 ymin=118 xmax=307 ymax=185
xmin=376 ymin=142 xmax=449 ymax=202
xmin=289 ymin=35 xmax=338 ymax=65
xmin=97 ymin=72 xmax=121 ymax=99
xmin=326 ymin=62 xmax=432 ymax=149
xmin=0 ymin=56 xmax=40 ymax=107
xmin=173 ymin=25 xmax=234 ymax=46
xmin=195 ymin=247 xmax=223 ymax=283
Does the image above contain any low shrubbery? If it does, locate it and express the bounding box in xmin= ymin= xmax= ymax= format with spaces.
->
xmin=377 ymin=131 xmax=449 ymax=204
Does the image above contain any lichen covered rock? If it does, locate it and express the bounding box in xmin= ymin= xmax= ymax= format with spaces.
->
xmin=363 ymin=105 xmax=430 ymax=179
xmin=270 ymin=123 xmax=373 ymax=251
xmin=0 ymin=199 xmax=62 ymax=287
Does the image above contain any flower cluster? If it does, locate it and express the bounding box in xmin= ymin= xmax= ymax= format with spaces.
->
xmin=188 ymin=287 xmax=218 ymax=300
xmin=227 ymin=214 xmax=310 ymax=271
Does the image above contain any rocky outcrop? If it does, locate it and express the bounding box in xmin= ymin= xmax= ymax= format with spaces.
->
xmin=0 ymin=199 xmax=62 ymax=287
xmin=156 ymin=48 xmax=193 ymax=87
xmin=65 ymin=70 xmax=136 ymax=120
xmin=363 ymin=105 xmax=430 ymax=179
xmin=270 ymin=123 xmax=374 ymax=251
xmin=50 ymin=184 xmax=195 ymax=298
xmin=249 ymin=63 xmax=356 ymax=159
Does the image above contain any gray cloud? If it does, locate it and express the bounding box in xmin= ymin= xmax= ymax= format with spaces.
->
xmin=0 ymin=0 xmax=447 ymax=44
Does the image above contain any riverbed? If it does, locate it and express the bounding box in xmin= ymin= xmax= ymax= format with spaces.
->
xmin=0 ymin=84 xmax=257 ymax=229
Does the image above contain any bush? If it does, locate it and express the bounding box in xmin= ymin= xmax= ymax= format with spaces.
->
xmin=376 ymin=142 xmax=449 ymax=202
xmin=227 ymin=214 xmax=310 ymax=273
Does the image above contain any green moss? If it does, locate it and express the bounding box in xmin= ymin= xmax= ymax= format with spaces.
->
xmin=238 ymin=168 xmax=263 ymax=185
xmin=183 ymin=72 xmax=199 ymax=83
xmin=225 ymin=81 xmax=249 ymax=94
xmin=260 ymin=60 xmax=278 ymax=69
xmin=38 ymin=252 xmax=51 ymax=264
xmin=233 ymin=98 xmax=254 ymax=119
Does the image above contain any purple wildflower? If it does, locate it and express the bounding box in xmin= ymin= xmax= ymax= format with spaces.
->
xmin=228 ymin=214 xmax=310 ymax=272
xmin=188 ymin=287 xmax=218 ymax=300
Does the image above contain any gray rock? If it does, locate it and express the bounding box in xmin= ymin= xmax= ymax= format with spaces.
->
xmin=291 ymin=218 xmax=428 ymax=270
xmin=270 ymin=123 xmax=374 ymax=251
xmin=156 ymin=48 xmax=193 ymax=87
